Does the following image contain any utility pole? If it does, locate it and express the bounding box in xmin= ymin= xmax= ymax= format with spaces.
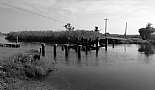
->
xmin=124 ymin=22 xmax=127 ymax=38
xmin=104 ymin=18 xmax=108 ymax=51
xmin=16 ymin=36 xmax=18 ymax=43
xmin=104 ymin=18 xmax=108 ymax=37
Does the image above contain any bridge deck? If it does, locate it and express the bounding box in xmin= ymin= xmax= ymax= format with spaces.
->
xmin=99 ymin=37 xmax=127 ymax=40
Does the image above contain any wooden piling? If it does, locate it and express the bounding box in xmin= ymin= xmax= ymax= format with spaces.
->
xmin=53 ymin=44 xmax=57 ymax=59
xmin=112 ymin=40 xmax=115 ymax=48
xmin=105 ymin=38 xmax=108 ymax=51
xmin=61 ymin=45 xmax=64 ymax=51
xmin=96 ymin=48 xmax=99 ymax=57
xmin=85 ymin=39 xmax=88 ymax=55
xmin=64 ymin=45 xmax=68 ymax=58
xmin=95 ymin=37 xmax=99 ymax=49
xmin=41 ymin=43 xmax=45 ymax=56
xmin=95 ymin=37 xmax=99 ymax=53
xmin=85 ymin=46 xmax=88 ymax=55
xmin=75 ymin=46 xmax=78 ymax=53
xmin=40 ymin=48 xmax=42 ymax=54
xmin=77 ymin=45 xmax=81 ymax=60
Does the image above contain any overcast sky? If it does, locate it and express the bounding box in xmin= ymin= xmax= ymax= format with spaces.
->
xmin=0 ymin=0 xmax=154 ymax=34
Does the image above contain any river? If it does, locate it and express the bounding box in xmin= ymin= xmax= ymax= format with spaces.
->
xmin=1 ymin=36 xmax=155 ymax=90
xmin=44 ymin=44 xmax=155 ymax=90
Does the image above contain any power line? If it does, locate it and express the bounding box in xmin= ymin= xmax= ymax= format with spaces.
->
xmin=0 ymin=2 xmax=66 ymax=24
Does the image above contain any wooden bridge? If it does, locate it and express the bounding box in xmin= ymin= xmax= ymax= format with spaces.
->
xmin=99 ymin=37 xmax=127 ymax=41
xmin=99 ymin=37 xmax=127 ymax=44
xmin=38 ymin=37 xmax=128 ymax=60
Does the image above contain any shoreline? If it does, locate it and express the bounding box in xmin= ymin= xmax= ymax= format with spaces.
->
xmin=0 ymin=49 xmax=57 ymax=90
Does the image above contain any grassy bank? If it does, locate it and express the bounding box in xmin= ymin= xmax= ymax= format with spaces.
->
xmin=5 ymin=30 xmax=148 ymax=45
xmin=6 ymin=30 xmax=101 ymax=44
xmin=0 ymin=49 xmax=56 ymax=90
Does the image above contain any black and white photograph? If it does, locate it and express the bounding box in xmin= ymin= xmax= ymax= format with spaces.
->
xmin=0 ymin=0 xmax=155 ymax=90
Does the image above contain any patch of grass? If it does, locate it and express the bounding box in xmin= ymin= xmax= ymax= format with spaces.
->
xmin=2 ymin=50 xmax=54 ymax=79
xmin=0 ymin=49 xmax=56 ymax=89
xmin=6 ymin=30 xmax=101 ymax=44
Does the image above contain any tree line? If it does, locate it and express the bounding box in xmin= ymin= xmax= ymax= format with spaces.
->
xmin=139 ymin=23 xmax=155 ymax=40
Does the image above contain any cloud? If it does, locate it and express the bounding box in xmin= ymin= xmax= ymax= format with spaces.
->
xmin=0 ymin=0 xmax=154 ymax=21
xmin=0 ymin=0 xmax=74 ymax=23
xmin=0 ymin=0 xmax=155 ymax=34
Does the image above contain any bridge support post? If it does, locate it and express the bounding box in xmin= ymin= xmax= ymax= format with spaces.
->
xmin=40 ymin=48 xmax=42 ymax=54
xmin=105 ymin=38 xmax=108 ymax=51
xmin=64 ymin=45 xmax=69 ymax=58
xmin=41 ymin=43 xmax=45 ymax=56
xmin=61 ymin=45 xmax=64 ymax=51
xmin=77 ymin=45 xmax=81 ymax=60
xmin=112 ymin=40 xmax=115 ymax=48
xmin=85 ymin=39 xmax=88 ymax=55
xmin=96 ymin=37 xmax=99 ymax=50
xmin=53 ymin=44 xmax=57 ymax=60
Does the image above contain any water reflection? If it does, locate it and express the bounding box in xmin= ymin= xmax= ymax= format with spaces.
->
xmin=96 ymin=48 xmax=99 ymax=57
xmin=138 ymin=44 xmax=155 ymax=56
xmin=47 ymin=44 xmax=155 ymax=90
xmin=55 ymin=44 xmax=155 ymax=66
xmin=59 ymin=46 xmax=101 ymax=66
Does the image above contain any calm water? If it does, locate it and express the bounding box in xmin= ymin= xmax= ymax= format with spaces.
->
xmin=1 ymin=35 xmax=155 ymax=90
xmin=43 ymin=44 xmax=155 ymax=90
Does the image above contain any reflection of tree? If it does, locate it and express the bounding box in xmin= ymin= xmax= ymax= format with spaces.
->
xmin=138 ymin=44 xmax=154 ymax=56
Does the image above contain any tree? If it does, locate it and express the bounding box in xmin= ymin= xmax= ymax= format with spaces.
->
xmin=139 ymin=23 xmax=155 ymax=40
xmin=64 ymin=23 xmax=74 ymax=31
xmin=94 ymin=26 xmax=99 ymax=32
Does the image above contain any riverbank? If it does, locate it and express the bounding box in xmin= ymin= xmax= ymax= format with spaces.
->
xmin=0 ymin=49 xmax=57 ymax=90
xmin=5 ymin=30 xmax=101 ymax=44
xmin=118 ymin=38 xmax=149 ymax=44
xmin=5 ymin=30 xmax=149 ymax=45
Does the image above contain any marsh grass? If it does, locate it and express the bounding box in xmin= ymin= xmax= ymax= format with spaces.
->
xmin=6 ymin=30 xmax=145 ymax=45
xmin=0 ymin=49 xmax=56 ymax=90
xmin=6 ymin=30 xmax=101 ymax=44
xmin=2 ymin=51 xmax=54 ymax=79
